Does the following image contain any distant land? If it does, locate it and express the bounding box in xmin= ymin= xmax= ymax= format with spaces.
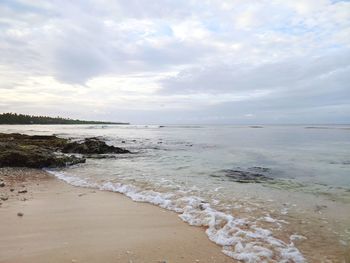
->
xmin=0 ymin=113 xmax=129 ymax=125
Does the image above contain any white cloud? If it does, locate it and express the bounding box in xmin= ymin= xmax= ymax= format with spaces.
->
xmin=0 ymin=0 xmax=349 ymax=123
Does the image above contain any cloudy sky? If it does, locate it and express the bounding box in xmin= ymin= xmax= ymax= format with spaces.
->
xmin=0 ymin=0 xmax=349 ymax=124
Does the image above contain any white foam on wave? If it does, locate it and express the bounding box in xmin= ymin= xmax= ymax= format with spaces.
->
xmin=45 ymin=169 xmax=306 ymax=263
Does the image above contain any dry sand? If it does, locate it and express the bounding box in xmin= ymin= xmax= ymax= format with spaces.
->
xmin=0 ymin=168 xmax=233 ymax=263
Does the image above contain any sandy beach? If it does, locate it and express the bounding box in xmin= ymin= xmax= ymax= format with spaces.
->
xmin=0 ymin=168 xmax=233 ymax=263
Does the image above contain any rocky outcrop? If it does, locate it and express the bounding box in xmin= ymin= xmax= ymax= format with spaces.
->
xmin=0 ymin=133 xmax=68 ymax=149
xmin=62 ymin=138 xmax=130 ymax=154
xmin=0 ymin=133 xmax=130 ymax=169
xmin=0 ymin=142 xmax=86 ymax=168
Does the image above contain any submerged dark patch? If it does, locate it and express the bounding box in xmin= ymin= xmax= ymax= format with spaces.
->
xmin=221 ymin=167 xmax=273 ymax=183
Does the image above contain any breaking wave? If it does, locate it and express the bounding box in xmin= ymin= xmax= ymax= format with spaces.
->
xmin=45 ymin=169 xmax=305 ymax=263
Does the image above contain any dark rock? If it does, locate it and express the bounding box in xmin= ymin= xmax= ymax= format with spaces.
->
xmin=17 ymin=212 xmax=23 ymax=217
xmin=247 ymin=166 xmax=271 ymax=173
xmin=10 ymin=188 xmax=14 ymax=192
xmin=0 ymin=142 xmax=86 ymax=168
xmin=0 ymin=133 xmax=68 ymax=150
xmin=0 ymin=133 xmax=129 ymax=169
xmin=18 ymin=189 xmax=27 ymax=194
xmin=60 ymin=155 xmax=86 ymax=166
xmin=222 ymin=168 xmax=273 ymax=183
xmin=0 ymin=196 xmax=8 ymax=201
xmin=0 ymin=182 xmax=5 ymax=187
xmin=199 ymin=203 xmax=206 ymax=211
xmin=62 ymin=138 xmax=130 ymax=154
xmin=83 ymin=154 xmax=117 ymax=159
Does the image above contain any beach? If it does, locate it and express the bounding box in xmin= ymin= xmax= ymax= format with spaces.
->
xmin=0 ymin=168 xmax=233 ymax=263
xmin=1 ymin=0 xmax=350 ymax=260
xmin=1 ymin=126 xmax=350 ymax=262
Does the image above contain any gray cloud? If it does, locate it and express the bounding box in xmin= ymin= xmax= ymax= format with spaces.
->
xmin=160 ymin=50 xmax=350 ymax=94
xmin=0 ymin=0 xmax=349 ymax=123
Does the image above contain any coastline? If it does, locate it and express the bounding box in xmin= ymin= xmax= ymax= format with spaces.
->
xmin=0 ymin=130 xmax=349 ymax=262
xmin=0 ymin=168 xmax=233 ymax=263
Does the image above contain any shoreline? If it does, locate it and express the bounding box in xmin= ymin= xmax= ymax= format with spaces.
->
xmin=0 ymin=129 xmax=349 ymax=262
xmin=0 ymin=168 xmax=233 ymax=263
xmin=48 ymin=168 xmax=350 ymax=263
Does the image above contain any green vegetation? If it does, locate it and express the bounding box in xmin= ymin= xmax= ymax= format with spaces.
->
xmin=0 ymin=113 xmax=129 ymax=125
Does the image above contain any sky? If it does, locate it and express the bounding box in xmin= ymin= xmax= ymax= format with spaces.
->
xmin=0 ymin=0 xmax=349 ymax=124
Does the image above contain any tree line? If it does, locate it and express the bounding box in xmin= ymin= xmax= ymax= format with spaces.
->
xmin=0 ymin=113 xmax=129 ymax=125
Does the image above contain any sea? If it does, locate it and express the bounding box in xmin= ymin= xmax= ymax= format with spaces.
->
xmin=1 ymin=124 xmax=350 ymax=262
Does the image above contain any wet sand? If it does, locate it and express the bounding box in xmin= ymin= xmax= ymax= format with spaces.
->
xmin=0 ymin=168 xmax=233 ymax=263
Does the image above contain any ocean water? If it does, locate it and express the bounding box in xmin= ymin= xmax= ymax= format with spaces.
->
xmin=1 ymin=124 xmax=350 ymax=262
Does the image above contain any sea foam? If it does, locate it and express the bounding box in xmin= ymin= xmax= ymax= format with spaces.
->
xmin=46 ymin=169 xmax=306 ymax=263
